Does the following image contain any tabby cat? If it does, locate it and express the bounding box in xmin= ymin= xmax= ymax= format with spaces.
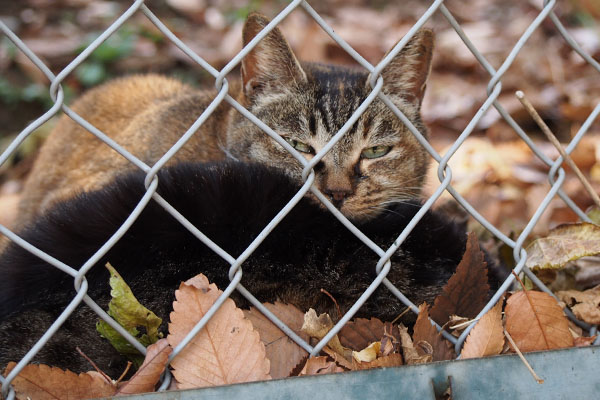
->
xmin=15 ymin=13 xmax=433 ymax=228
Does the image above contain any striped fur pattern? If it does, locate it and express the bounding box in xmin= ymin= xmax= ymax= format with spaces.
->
xmin=228 ymin=14 xmax=434 ymax=220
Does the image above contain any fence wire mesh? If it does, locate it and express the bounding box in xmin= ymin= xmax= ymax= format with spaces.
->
xmin=1 ymin=0 xmax=599 ymax=397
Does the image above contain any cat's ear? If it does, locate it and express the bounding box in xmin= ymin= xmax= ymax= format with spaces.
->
xmin=241 ymin=13 xmax=307 ymax=101
xmin=373 ymin=29 xmax=434 ymax=108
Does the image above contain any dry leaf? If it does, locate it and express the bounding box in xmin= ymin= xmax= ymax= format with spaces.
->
xmin=413 ymin=304 xmax=456 ymax=361
xmin=339 ymin=318 xmax=384 ymax=350
xmin=243 ymin=302 xmax=309 ymax=379
xmin=380 ymin=323 xmax=400 ymax=356
xmin=505 ymin=290 xmax=574 ymax=352
xmin=351 ymin=342 xmax=380 ymax=363
xmin=461 ymin=298 xmax=505 ymax=359
xmin=321 ymin=346 xmax=353 ymax=370
xmin=352 ymin=353 xmax=404 ymax=370
xmin=574 ymin=336 xmax=597 ymax=347
xmin=2 ymin=362 xmax=115 ymax=400
xmin=430 ymin=232 xmax=490 ymax=326
xmin=298 ymin=357 xmax=344 ymax=376
xmin=556 ymin=285 xmax=600 ymax=325
xmin=167 ymin=274 xmax=271 ymax=389
xmin=526 ymin=223 xmax=600 ymax=270
xmin=399 ymin=324 xmax=432 ymax=365
xmin=301 ymin=309 xmax=351 ymax=359
xmin=116 ymin=339 xmax=172 ymax=395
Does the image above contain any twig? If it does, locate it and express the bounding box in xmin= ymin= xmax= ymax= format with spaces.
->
xmin=516 ymin=90 xmax=600 ymax=209
xmin=76 ymin=347 xmax=114 ymax=385
xmin=503 ymin=328 xmax=544 ymax=384
xmin=391 ymin=307 xmax=411 ymax=325
xmin=449 ymin=317 xmax=481 ymax=331
xmin=320 ymin=288 xmax=342 ymax=319
xmin=115 ymin=361 xmax=132 ymax=385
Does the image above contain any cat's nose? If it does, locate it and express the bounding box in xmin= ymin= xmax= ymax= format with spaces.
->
xmin=323 ymin=188 xmax=352 ymax=206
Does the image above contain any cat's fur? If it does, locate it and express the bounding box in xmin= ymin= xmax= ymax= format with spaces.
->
xmin=0 ymin=162 xmax=474 ymax=376
xmin=15 ymin=13 xmax=433 ymax=228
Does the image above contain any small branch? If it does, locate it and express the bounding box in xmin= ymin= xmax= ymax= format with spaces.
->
xmin=503 ymin=328 xmax=544 ymax=384
xmin=115 ymin=361 xmax=132 ymax=385
xmin=449 ymin=317 xmax=481 ymax=331
xmin=391 ymin=307 xmax=411 ymax=325
xmin=516 ymin=90 xmax=600 ymax=209
xmin=320 ymin=288 xmax=342 ymax=320
xmin=76 ymin=347 xmax=114 ymax=385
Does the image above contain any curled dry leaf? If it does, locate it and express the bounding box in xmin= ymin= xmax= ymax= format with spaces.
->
xmin=167 ymin=274 xmax=271 ymax=389
xmin=299 ymin=356 xmax=344 ymax=376
xmin=556 ymin=285 xmax=600 ymax=325
xmin=574 ymin=336 xmax=597 ymax=347
xmin=399 ymin=324 xmax=432 ymax=365
xmin=301 ymin=309 xmax=351 ymax=360
xmin=505 ymin=290 xmax=574 ymax=352
xmin=243 ymin=302 xmax=309 ymax=379
xmin=413 ymin=304 xmax=456 ymax=362
xmin=2 ymin=362 xmax=116 ymax=400
xmin=380 ymin=324 xmax=400 ymax=356
xmin=338 ymin=318 xmax=384 ymax=350
xmin=430 ymin=232 xmax=490 ymax=326
xmin=352 ymin=353 xmax=404 ymax=370
xmin=116 ymin=339 xmax=172 ymax=395
xmin=460 ymin=298 xmax=505 ymax=359
xmin=525 ymin=223 xmax=600 ymax=270
xmin=352 ymin=341 xmax=381 ymax=363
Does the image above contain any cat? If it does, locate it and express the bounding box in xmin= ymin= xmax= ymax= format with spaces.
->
xmin=0 ymin=161 xmax=482 ymax=376
xmin=14 ymin=12 xmax=434 ymax=228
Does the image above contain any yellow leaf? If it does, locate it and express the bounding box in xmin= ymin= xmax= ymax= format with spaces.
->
xmin=352 ymin=342 xmax=381 ymax=363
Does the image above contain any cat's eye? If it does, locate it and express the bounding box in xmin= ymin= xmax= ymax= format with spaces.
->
xmin=285 ymin=138 xmax=314 ymax=154
xmin=361 ymin=145 xmax=391 ymax=159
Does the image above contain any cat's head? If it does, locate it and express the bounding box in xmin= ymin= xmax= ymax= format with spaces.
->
xmin=227 ymin=13 xmax=433 ymax=220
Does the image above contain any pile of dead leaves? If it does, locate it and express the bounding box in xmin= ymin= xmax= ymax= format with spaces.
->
xmin=2 ymin=229 xmax=599 ymax=399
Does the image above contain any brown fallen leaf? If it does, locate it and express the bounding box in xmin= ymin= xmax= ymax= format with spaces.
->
xmin=301 ymin=309 xmax=351 ymax=360
xmin=574 ymin=336 xmax=597 ymax=347
xmin=298 ymin=356 xmax=344 ymax=376
xmin=430 ymin=232 xmax=490 ymax=326
xmin=321 ymin=346 xmax=353 ymax=371
xmin=526 ymin=223 xmax=600 ymax=270
xmin=2 ymin=362 xmax=115 ymax=400
xmin=461 ymin=298 xmax=505 ymax=359
xmin=352 ymin=353 xmax=404 ymax=370
xmin=556 ymin=285 xmax=600 ymax=325
xmin=243 ymin=302 xmax=309 ymax=379
xmin=380 ymin=323 xmax=401 ymax=356
xmin=167 ymin=274 xmax=271 ymax=389
xmin=505 ymin=290 xmax=574 ymax=352
xmin=116 ymin=339 xmax=172 ymax=395
xmin=413 ymin=304 xmax=456 ymax=362
xmin=399 ymin=324 xmax=432 ymax=365
xmin=338 ymin=318 xmax=384 ymax=350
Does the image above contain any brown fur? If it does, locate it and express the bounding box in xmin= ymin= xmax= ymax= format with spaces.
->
xmin=15 ymin=13 xmax=434 ymax=228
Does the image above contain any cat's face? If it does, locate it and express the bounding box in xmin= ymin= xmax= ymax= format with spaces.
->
xmin=227 ymin=13 xmax=433 ymax=220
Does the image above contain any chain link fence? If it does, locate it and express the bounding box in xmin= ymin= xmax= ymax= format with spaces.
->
xmin=1 ymin=0 xmax=599 ymax=397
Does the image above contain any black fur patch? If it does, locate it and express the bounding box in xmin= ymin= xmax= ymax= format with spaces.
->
xmin=0 ymin=162 xmax=477 ymax=374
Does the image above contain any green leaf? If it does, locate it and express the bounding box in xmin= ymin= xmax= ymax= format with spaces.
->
xmin=525 ymin=223 xmax=600 ymax=270
xmin=96 ymin=263 xmax=163 ymax=367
